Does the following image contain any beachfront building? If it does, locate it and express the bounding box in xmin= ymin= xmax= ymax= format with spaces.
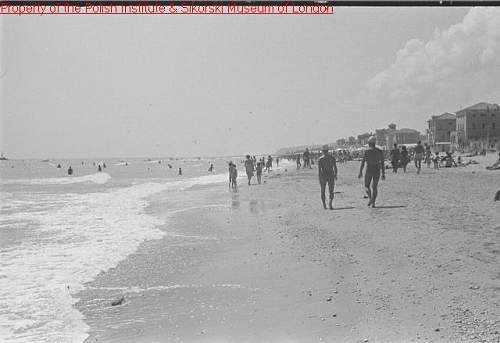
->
xmin=357 ymin=133 xmax=372 ymax=146
xmin=375 ymin=128 xmax=391 ymax=148
xmin=386 ymin=128 xmax=420 ymax=147
xmin=427 ymin=113 xmax=456 ymax=146
xmin=455 ymin=102 xmax=500 ymax=150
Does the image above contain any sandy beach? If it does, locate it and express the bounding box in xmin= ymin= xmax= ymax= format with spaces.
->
xmin=73 ymin=156 xmax=500 ymax=343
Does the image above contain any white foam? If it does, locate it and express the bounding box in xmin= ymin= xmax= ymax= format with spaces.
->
xmin=0 ymin=173 xmax=227 ymax=343
xmin=1 ymin=172 xmax=111 ymax=185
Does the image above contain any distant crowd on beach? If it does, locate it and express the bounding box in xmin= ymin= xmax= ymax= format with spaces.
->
xmin=229 ymin=137 xmax=500 ymax=207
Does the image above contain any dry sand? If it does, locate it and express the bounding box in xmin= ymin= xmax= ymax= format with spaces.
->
xmin=76 ymin=156 xmax=500 ymax=343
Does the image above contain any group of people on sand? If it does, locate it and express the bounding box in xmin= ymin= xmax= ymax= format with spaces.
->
xmin=389 ymin=141 xmax=429 ymax=174
xmin=317 ymin=136 xmax=385 ymax=209
xmin=296 ymin=148 xmax=315 ymax=169
xmin=227 ymin=154 xmax=278 ymax=191
xmin=389 ymin=141 xmax=462 ymax=173
xmin=244 ymin=155 xmax=273 ymax=185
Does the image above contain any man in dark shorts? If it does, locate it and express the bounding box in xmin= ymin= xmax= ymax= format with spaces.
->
xmin=318 ymin=145 xmax=338 ymax=209
xmin=358 ymin=136 xmax=385 ymax=207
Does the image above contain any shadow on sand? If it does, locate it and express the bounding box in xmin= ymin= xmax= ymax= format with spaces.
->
xmin=331 ymin=206 xmax=356 ymax=210
xmin=373 ymin=205 xmax=407 ymax=209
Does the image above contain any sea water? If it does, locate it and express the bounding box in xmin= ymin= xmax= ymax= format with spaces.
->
xmin=0 ymin=157 xmax=235 ymax=343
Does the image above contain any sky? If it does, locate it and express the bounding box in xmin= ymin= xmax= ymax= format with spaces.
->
xmin=1 ymin=7 xmax=499 ymax=158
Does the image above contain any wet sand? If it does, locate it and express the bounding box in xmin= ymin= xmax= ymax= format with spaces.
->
xmin=76 ymin=156 xmax=500 ymax=343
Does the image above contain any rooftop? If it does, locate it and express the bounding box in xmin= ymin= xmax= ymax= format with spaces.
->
xmin=429 ymin=112 xmax=456 ymax=121
xmin=457 ymin=102 xmax=500 ymax=114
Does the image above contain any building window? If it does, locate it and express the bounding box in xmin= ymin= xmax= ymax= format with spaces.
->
xmin=472 ymin=123 xmax=476 ymax=129
xmin=493 ymin=122 xmax=496 ymax=129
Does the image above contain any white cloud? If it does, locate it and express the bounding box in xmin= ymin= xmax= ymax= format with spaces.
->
xmin=365 ymin=7 xmax=500 ymax=104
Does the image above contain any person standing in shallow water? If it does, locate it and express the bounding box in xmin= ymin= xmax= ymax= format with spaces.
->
xmin=244 ymin=155 xmax=254 ymax=185
xmin=358 ymin=136 xmax=385 ymax=208
xmin=318 ymin=145 xmax=338 ymax=210
xmin=256 ymin=161 xmax=263 ymax=184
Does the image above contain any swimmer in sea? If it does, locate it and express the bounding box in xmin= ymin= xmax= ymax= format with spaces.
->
xmin=358 ymin=136 xmax=385 ymax=208
xmin=178 ymin=167 xmax=182 ymax=175
xmin=318 ymin=145 xmax=338 ymax=210
xmin=68 ymin=166 xmax=73 ymax=175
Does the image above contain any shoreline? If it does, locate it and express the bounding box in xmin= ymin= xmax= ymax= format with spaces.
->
xmin=76 ymin=160 xmax=500 ymax=342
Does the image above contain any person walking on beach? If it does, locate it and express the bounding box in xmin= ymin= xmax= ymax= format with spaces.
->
xmin=424 ymin=143 xmax=432 ymax=168
xmin=318 ymin=145 xmax=338 ymax=210
xmin=433 ymin=152 xmax=440 ymax=169
xmin=390 ymin=143 xmax=400 ymax=173
xmin=303 ymin=148 xmax=311 ymax=169
xmin=266 ymin=155 xmax=273 ymax=173
xmin=358 ymin=136 xmax=385 ymax=208
xmin=244 ymin=155 xmax=254 ymax=185
xmin=228 ymin=162 xmax=233 ymax=188
xmin=256 ymin=161 xmax=263 ymax=184
xmin=296 ymin=154 xmax=301 ymax=169
xmin=414 ymin=141 xmax=424 ymax=174
xmin=400 ymin=146 xmax=409 ymax=173
xmin=276 ymin=157 xmax=280 ymax=167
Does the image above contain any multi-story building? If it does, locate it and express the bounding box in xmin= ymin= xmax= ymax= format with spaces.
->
xmin=375 ymin=128 xmax=391 ymax=148
xmin=427 ymin=113 xmax=456 ymax=145
xmin=357 ymin=133 xmax=372 ymax=146
xmin=455 ymin=102 xmax=500 ymax=149
xmin=386 ymin=128 xmax=420 ymax=147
